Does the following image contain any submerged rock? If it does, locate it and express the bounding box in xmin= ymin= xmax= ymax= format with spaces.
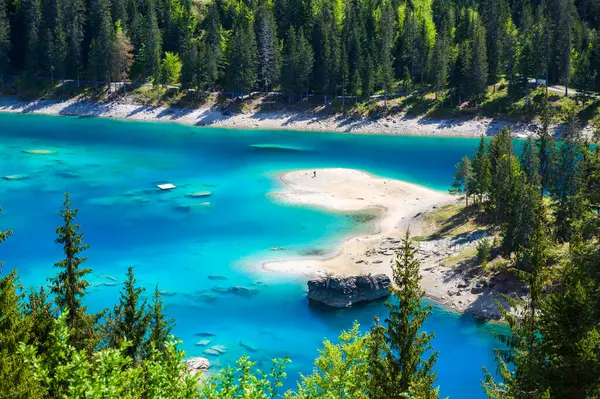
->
xmin=195 ymin=332 xmax=216 ymax=337
xmin=239 ymin=341 xmax=258 ymax=353
xmin=3 ymin=174 xmax=30 ymax=181
xmin=196 ymin=340 xmax=212 ymax=346
xmin=207 ymin=275 xmax=228 ymax=281
xmin=249 ymin=143 xmax=308 ymax=152
xmin=210 ymin=345 xmax=227 ymax=354
xmin=174 ymin=202 xmax=211 ymax=213
xmin=307 ymin=274 xmax=391 ymax=308
xmin=203 ymin=348 xmax=221 ymax=356
xmin=22 ymin=149 xmax=54 ymax=155
xmin=212 ymin=286 xmax=259 ymax=297
xmin=185 ymin=191 xmax=212 ymax=198
xmin=186 ymin=357 xmax=211 ymax=375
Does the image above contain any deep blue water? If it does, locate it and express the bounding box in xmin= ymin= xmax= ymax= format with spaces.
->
xmin=0 ymin=113 xmax=504 ymax=398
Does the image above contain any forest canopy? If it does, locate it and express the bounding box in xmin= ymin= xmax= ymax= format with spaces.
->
xmin=0 ymin=0 xmax=599 ymax=102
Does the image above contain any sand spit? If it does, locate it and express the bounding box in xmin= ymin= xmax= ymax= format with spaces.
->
xmin=263 ymin=168 xmax=510 ymax=319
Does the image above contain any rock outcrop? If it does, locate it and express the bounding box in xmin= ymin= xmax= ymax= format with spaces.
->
xmin=307 ymin=274 xmax=391 ymax=308
xmin=186 ymin=357 xmax=211 ymax=376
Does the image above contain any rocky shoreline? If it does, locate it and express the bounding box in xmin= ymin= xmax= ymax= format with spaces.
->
xmin=0 ymin=96 xmax=557 ymax=138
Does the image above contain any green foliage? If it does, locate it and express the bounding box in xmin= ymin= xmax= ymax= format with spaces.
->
xmin=450 ymin=155 xmax=473 ymax=205
xmin=0 ymin=270 xmax=43 ymax=399
xmin=159 ymin=51 xmax=182 ymax=87
xmin=48 ymin=192 xmax=98 ymax=352
xmin=106 ymin=266 xmax=150 ymax=362
xmin=148 ymin=284 xmax=174 ymax=354
xmin=287 ymin=323 xmax=371 ymax=399
xmin=200 ymin=355 xmax=289 ymax=399
xmin=369 ymin=231 xmax=439 ymax=399
xmin=476 ymin=237 xmax=492 ymax=266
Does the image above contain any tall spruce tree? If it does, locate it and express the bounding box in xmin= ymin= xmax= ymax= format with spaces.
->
xmin=24 ymin=286 xmax=55 ymax=359
xmin=256 ymin=0 xmax=279 ymax=92
xmin=537 ymin=105 xmax=558 ymax=196
xmin=0 ymin=0 xmax=10 ymax=87
xmin=450 ymin=155 xmax=473 ymax=206
xmin=87 ymin=0 xmax=113 ymax=85
xmin=63 ymin=0 xmax=85 ymax=85
xmin=107 ymin=266 xmax=149 ymax=362
xmin=41 ymin=0 xmax=66 ymax=85
xmin=147 ymin=285 xmax=173 ymax=352
xmin=22 ymin=0 xmax=42 ymax=81
xmin=226 ymin=16 xmax=258 ymax=98
xmin=483 ymin=198 xmax=550 ymax=398
xmin=369 ymin=231 xmax=439 ymax=399
xmin=378 ymin=0 xmax=396 ymax=106
xmin=48 ymin=192 xmax=97 ymax=351
xmin=468 ymin=14 xmax=489 ymax=102
xmin=0 ymin=270 xmax=42 ymax=399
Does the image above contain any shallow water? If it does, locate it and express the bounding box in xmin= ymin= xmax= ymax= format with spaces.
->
xmin=0 ymin=113 xmax=504 ymax=398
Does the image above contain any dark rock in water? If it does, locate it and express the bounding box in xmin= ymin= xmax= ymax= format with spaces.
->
xmin=195 ymin=332 xmax=216 ymax=337
xmin=212 ymin=286 xmax=259 ymax=297
xmin=307 ymin=274 xmax=391 ymax=308
xmin=239 ymin=341 xmax=258 ymax=352
xmin=196 ymin=293 xmax=218 ymax=303
xmin=159 ymin=290 xmax=177 ymax=297
xmin=207 ymin=275 xmax=228 ymax=281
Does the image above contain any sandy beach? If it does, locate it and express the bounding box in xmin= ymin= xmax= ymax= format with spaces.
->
xmin=264 ymin=168 xmax=512 ymax=319
xmin=0 ymin=96 xmax=547 ymax=137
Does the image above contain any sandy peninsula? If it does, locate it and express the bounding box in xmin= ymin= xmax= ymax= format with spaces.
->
xmin=264 ymin=168 xmax=511 ymax=319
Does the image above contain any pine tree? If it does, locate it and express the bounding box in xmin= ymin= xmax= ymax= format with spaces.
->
xmin=551 ymin=105 xmax=583 ymax=241
xmin=202 ymin=0 xmax=222 ymax=90
xmin=482 ymin=0 xmax=507 ymax=90
xmin=489 ymin=127 xmax=516 ymax=223
xmin=107 ymin=266 xmax=149 ymax=362
xmin=471 ymin=135 xmax=492 ymax=204
xmin=63 ymin=0 xmax=85 ymax=85
xmin=24 ymin=286 xmax=55 ymax=359
xmin=180 ymin=34 xmax=199 ymax=90
xmin=41 ymin=0 xmax=67 ymax=85
xmin=140 ymin=0 xmax=162 ymax=83
xmin=48 ymin=192 xmax=97 ymax=351
xmin=87 ymin=0 xmax=113 ymax=85
xmin=536 ymin=105 xmax=558 ymax=196
xmin=450 ymin=155 xmax=473 ymax=206
xmin=0 ymin=270 xmax=42 ymax=399
xmin=484 ymin=198 xmax=550 ymax=398
xmin=256 ymin=0 xmax=280 ymax=92
xmin=110 ymin=20 xmax=134 ymax=89
xmin=226 ymin=16 xmax=258 ymax=98
xmin=147 ymin=285 xmax=173 ymax=353
xmin=432 ymin=28 xmax=449 ymax=100
xmin=520 ymin=136 xmax=541 ymax=186
xmin=555 ymin=0 xmax=575 ymax=96
xmin=0 ymin=0 xmax=10 ymax=88
xmin=22 ymin=0 xmax=42 ymax=81
xmin=537 ymin=233 xmax=600 ymax=398
xmin=469 ymin=15 xmax=489 ymax=102
xmin=369 ymin=231 xmax=439 ymax=399
xmin=296 ymin=28 xmax=314 ymax=100
xmin=378 ymin=0 xmax=395 ymax=106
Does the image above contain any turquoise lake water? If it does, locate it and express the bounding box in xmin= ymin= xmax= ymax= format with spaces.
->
xmin=0 ymin=113 xmax=505 ymax=398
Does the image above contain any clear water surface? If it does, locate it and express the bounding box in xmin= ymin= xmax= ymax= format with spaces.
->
xmin=0 ymin=113 xmax=505 ymax=398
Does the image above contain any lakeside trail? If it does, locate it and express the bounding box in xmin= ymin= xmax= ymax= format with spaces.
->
xmin=0 ymin=96 xmax=547 ymax=137
xmin=264 ymin=168 xmax=516 ymax=320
